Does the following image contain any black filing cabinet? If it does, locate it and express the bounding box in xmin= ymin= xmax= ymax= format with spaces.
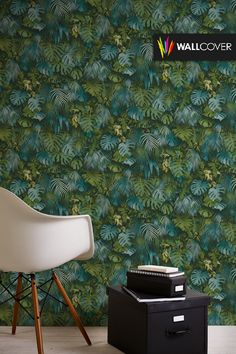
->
xmin=107 ymin=286 xmax=210 ymax=354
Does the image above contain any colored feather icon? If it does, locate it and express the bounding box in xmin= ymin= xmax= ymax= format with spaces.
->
xmin=157 ymin=37 xmax=165 ymax=58
xmin=157 ymin=36 xmax=175 ymax=58
xmin=168 ymin=40 xmax=175 ymax=56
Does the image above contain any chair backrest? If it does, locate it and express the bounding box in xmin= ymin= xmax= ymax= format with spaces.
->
xmin=0 ymin=187 xmax=94 ymax=273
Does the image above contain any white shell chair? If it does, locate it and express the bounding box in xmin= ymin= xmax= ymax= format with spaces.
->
xmin=0 ymin=187 xmax=94 ymax=354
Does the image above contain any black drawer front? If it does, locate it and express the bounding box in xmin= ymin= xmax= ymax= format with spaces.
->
xmin=148 ymin=307 xmax=206 ymax=354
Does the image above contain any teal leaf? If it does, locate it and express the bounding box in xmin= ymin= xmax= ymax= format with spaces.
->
xmin=10 ymin=180 xmax=28 ymax=195
xmin=5 ymin=60 xmax=20 ymax=83
xmin=96 ymin=195 xmax=111 ymax=217
xmin=10 ymin=0 xmax=28 ymax=15
xmin=100 ymin=135 xmax=119 ymax=151
xmin=128 ymin=15 xmax=144 ymax=30
xmin=191 ymin=89 xmax=209 ymax=105
xmin=0 ymin=15 xmax=19 ymax=36
xmin=190 ymin=179 xmax=209 ymax=196
xmin=28 ymin=185 xmax=44 ymax=201
xmin=118 ymin=50 xmax=134 ymax=66
xmin=100 ymin=45 xmax=118 ymax=61
xmin=96 ymin=105 xmax=111 ymax=127
xmin=209 ymin=275 xmax=224 ymax=291
xmin=140 ymin=133 xmax=160 ymax=152
xmin=96 ymin=15 xmax=110 ymax=38
xmin=128 ymin=106 xmax=144 ymax=120
xmin=118 ymin=231 xmax=134 ymax=247
xmin=208 ymin=185 xmax=224 ymax=201
xmin=175 ymin=105 xmax=199 ymax=126
xmin=186 ymin=150 xmax=201 ymax=172
xmin=170 ymin=251 xmax=184 ymax=268
xmin=49 ymin=0 xmax=75 ymax=16
xmin=6 ymin=150 xmax=20 ymax=171
xmin=191 ymin=270 xmax=209 ymax=285
xmin=191 ymin=0 xmax=209 ymax=15
xmin=214 ymin=112 xmax=226 ymax=121
xmin=175 ymin=196 xmax=199 ymax=216
xmin=217 ymin=62 xmax=235 ymax=76
xmin=50 ymin=88 xmax=71 ymax=106
xmin=230 ymin=268 xmax=236 ymax=281
xmin=10 ymin=90 xmax=28 ymax=106
xmin=140 ymin=223 xmax=160 ymax=241
xmin=208 ymin=95 xmax=225 ymax=112
xmin=50 ymin=178 xmax=69 ymax=196
xmin=127 ymin=196 xmax=144 ymax=210
xmin=28 ymin=95 xmax=44 ymax=111
xmin=186 ymin=240 xmax=201 ymax=262
xmin=118 ymin=140 xmax=134 ymax=156
xmin=28 ymin=4 xmax=44 ymax=22
xmin=231 ymin=178 xmax=236 ymax=191
xmin=208 ymin=6 xmax=225 ymax=21
xmin=33 ymin=112 xmax=46 ymax=121
xmin=218 ymin=151 xmax=235 ymax=166
xmin=231 ymin=88 xmax=236 ymax=102
xmin=140 ymin=42 xmax=153 ymax=62
xmin=85 ymin=151 xmax=108 ymax=171
xmin=218 ymin=241 xmax=235 ymax=256
xmin=201 ymin=221 xmax=222 ymax=244
xmin=100 ymin=225 xmax=118 ymax=241
xmin=37 ymin=61 xmax=54 ymax=76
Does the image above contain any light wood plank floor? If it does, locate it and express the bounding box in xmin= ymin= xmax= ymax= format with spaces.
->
xmin=0 ymin=326 xmax=235 ymax=354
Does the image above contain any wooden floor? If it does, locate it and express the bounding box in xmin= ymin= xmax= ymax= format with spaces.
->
xmin=0 ymin=326 xmax=235 ymax=354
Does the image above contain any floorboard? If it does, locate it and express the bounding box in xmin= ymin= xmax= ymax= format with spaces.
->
xmin=0 ymin=326 xmax=235 ymax=353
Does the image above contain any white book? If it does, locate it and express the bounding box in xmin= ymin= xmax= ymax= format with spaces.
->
xmin=123 ymin=286 xmax=186 ymax=303
xmin=138 ymin=265 xmax=179 ymax=273
xmin=129 ymin=269 xmax=185 ymax=278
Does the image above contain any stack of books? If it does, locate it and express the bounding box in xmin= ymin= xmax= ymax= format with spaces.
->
xmin=123 ymin=265 xmax=186 ymax=303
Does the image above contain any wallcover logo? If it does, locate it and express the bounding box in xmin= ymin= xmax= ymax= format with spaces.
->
xmin=157 ymin=36 xmax=175 ymax=58
xmin=153 ymin=34 xmax=236 ymax=61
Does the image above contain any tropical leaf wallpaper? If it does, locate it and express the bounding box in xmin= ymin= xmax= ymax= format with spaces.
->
xmin=0 ymin=0 xmax=236 ymax=326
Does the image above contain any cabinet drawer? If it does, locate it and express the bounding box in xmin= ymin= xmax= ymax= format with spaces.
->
xmin=107 ymin=286 xmax=210 ymax=354
xmin=148 ymin=307 xmax=206 ymax=354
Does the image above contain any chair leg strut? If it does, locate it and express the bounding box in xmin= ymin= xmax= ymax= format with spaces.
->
xmin=31 ymin=274 xmax=44 ymax=354
xmin=12 ymin=273 xmax=23 ymax=335
xmin=52 ymin=272 xmax=92 ymax=345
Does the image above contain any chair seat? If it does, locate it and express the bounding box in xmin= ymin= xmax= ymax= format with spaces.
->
xmin=0 ymin=187 xmax=94 ymax=272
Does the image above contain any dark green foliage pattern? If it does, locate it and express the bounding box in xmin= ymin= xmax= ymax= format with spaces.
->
xmin=0 ymin=0 xmax=236 ymax=325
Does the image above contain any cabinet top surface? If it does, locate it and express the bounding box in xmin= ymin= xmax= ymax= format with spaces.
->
xmin=108 ymin=285 xmax=210 ymax=313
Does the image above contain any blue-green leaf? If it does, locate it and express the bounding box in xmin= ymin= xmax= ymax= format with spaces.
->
xmin=100 ymin=135 xmax=119 ymax=150
xmin=118 ymin=231 xmax=134 ymax=247
xmin=191 ymin=270 xmax=209 ymax=285
xmin=100 ymin=225 xmax=118 ymax=241
xmin=209 ymin=275 xmax=224 ymax=291
xmin=10 ymin=90 xmax=28 ymax=106
xmin=140 ymin=42 xmax=153 ymax=62
xmin=208 ymin=185 xmax=224 ymax=201
xmin=100 ymin=45 xmax=118 ymax=61
xmin=218 ymin=241 xmax=235 ymax=256
xmin=190 ymin=179 xmax=209 ymax=196
xmin=191 ymin=90 xmax=209 ymax=105
xmin=50 ymin=178 xmax=69 ymax=196
xmin=140 ymin=223 xmax=160 ymax=241
xmin=10 ymin=0 xmax=28 ymax=15
xmin=10 ymin=180 xmax=28 ymax=195
xmin=191 ymin=0 xmax=209 ymax=15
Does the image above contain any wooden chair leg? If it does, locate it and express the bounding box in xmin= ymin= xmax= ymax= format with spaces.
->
xmin=12 ymin=273 xmax=23 ymax=335
xmin=52 ymin=272 xmax=91 ymax=345
xmin=31 ymin=274 xmax=44 ymax=354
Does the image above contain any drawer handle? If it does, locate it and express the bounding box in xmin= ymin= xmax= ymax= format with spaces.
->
xmin=166 ymin=328 xmax=190 ymax=337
